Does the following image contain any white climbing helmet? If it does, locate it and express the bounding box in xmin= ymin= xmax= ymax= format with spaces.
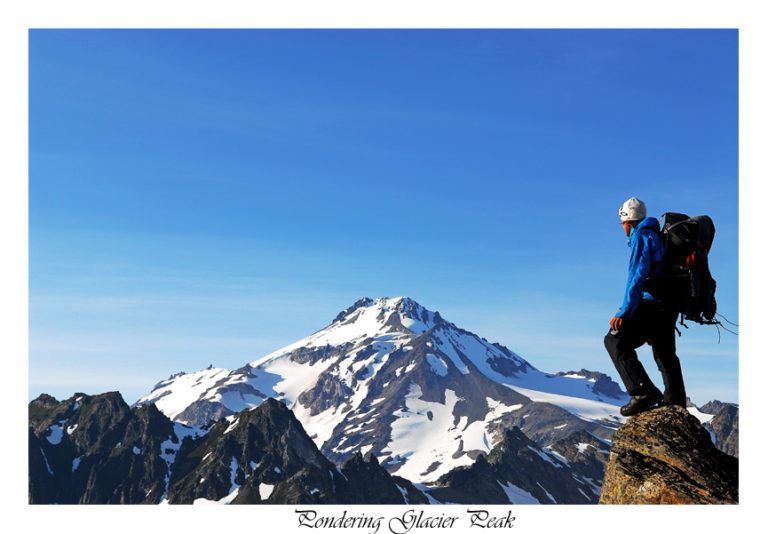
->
xmin=619 ymin=197 xmax=647 ymax=222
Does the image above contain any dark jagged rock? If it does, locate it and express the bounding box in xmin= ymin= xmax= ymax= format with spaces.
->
xmin=426 ymin=427 xmax=601 ymax=504
xmin=428 ymin=454 xmax=509 ymax=504
xmin=30 ymin=393 xmax=429 ymax=505
xmin=555 ymin=369 xmax=626 ymax=399
xmin=167 ymin=398 xmax=421 ymax=504
xmin=168 ymin=397 xmax=336 ymax=504
xmin=695 ymin=400 xmax=738 ymax=457
xmin=708 ymin=404 xmax=738 ymax=457
xmin=487 ymin=401 xmax=618 ymax=447
xmin=391 ymin=475 xmax=431 ymax=505
xmin=546 ymin=429 xmax=610 ymax=485
xmin=297 ymin=373 xmax=355 ymax=416
xmin=336 ymin=452 xmax=425 ymax=504
xmin=699 ymin=400 xmax=737 ymax=415
xmin=599 ymin=405 xmax=738 ymax=504
xmin=28 ymin=393 xmax=59 ymax=418
xmin=28 ymin=392 xmax=178 ymax=504
xmin=485 ymin=428 xmax=599 ymax=503
xmin=28 ymin=428 xmax=57 ymax=503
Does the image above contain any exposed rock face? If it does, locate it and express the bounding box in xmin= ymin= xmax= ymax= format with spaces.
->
xmin=167 ymin=397 xmax=424 ymax=504
xmin=297 ymin=372 xmax=354 ymax=416
xmin=697 ymin=401 xmax=739 ymax=458
xmin=28 ymin=392 xmax=185 ymax=504
xmin=338 ymin=452 xmax=429 ymax=505
xmin=426 ymin=427 xmax=603 ymax=504
xmin=315 ymin=327 xmax=535 ymax=479
xmin=30 ymin=392 xmax=427 ymax=505
xmin=699 ymin=400 xmax=734 ymax=415
xmin=175 ymin=399 xmax=236 ymax=427
xmin=599 ymin=405 xmax=738 ymax=504
xmin=555 ymin=369 xmax=625 ymax=399
xmin=708 ymin=404 xmax=738 ymax=457
xmin=546 ymin=429 xmax=610 ymax=485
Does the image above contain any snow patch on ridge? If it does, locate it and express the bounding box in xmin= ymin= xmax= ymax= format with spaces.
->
xmin=159 ymin=422 xmax=206 ymax=504
xmin=138 ymin=367 xmax=231 ymax=420
xmin=527 ymin=445 xmax=565 ymax=468
xmin=426 ymin=354 xmax=448 ymax=376
xmin=382 ymin=384 xmax=522 ymax=483
xmin=223 ymin=415 xmax=239 ymax=434
xmin=687 ymin=406 xmax=715 ymax=425
xmin=383 ymin=383 xmax=463 ymax=482
xmin=504 ymin=384 xmax=624 ymax=422
xmin=192 ymin=457 xmax=241 ymax=505
xmin=259 ymin=483 xmax=275 ymax=500
xmin=220 ymin=457 xmax=241 ymax=504
xmin=498 ymin=480 xmax=540 ymax=504
xmin=292 ymin=400 xmax=347 ymax=448
xmin=40 ymin=448 xmax=54 ymax=476
xmin=432 ymin=330 xmax=470 ymax=375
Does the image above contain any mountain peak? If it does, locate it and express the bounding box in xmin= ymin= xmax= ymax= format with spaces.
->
xmin=323 ymin=296 xmax=443 ymax=340
xmin=136 ymin=295 xmax=635 ymax=485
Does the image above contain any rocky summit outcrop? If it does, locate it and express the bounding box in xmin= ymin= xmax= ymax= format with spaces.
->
xmin=599 ymin=405 xmax=738 ymax=504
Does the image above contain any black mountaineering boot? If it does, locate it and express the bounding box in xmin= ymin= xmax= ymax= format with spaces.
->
xmin=620 ymin=392 xmax=663 ymax=417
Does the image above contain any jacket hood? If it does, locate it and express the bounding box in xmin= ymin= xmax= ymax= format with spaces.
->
xmin=636 ymin=216 xmax=660 ymax=231
xmin=628 ymin=216 xmax=660 ymax=245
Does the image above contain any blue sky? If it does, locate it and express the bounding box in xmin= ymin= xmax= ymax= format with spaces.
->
xmin=29 ymin=29 xmax=738 ymax=405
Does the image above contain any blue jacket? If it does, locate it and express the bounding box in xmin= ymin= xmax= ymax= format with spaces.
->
xmin=616 ymin=217 xmax=664 ymax=319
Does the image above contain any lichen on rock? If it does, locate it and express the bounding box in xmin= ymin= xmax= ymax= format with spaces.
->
xmin=599 ymin=405 xmax=738 ymax=504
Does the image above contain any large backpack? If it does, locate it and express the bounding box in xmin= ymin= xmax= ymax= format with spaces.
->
xmin=650 ymin=212 xmax=718 ymax=325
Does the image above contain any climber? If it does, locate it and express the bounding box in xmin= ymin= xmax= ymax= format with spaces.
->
xmin=604 ymin=197 xmax=687 ymax=417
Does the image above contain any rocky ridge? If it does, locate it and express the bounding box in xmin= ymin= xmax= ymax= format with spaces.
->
xmin=166 ymin=397 xmax=428 ymax=504
xmin=426 ymin=426 xmax=604 ymax=504
xmin=30 ymin=391 xmax=616 ymax=504
xmin=29 ymin=392 xmax=429 ymax=504
xmin=29 ymin=391 xmax=193 ymax=504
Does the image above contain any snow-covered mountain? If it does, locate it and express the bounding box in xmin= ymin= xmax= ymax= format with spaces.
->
xmin=136 ymin=296 xmax=629 ymax=483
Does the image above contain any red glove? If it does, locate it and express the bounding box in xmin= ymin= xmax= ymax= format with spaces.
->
xmin=610 ymin=316 xmax=624 ymax=331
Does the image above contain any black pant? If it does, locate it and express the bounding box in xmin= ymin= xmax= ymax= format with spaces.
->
xmin=604 ymin=299 xmax=686 ymax=403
